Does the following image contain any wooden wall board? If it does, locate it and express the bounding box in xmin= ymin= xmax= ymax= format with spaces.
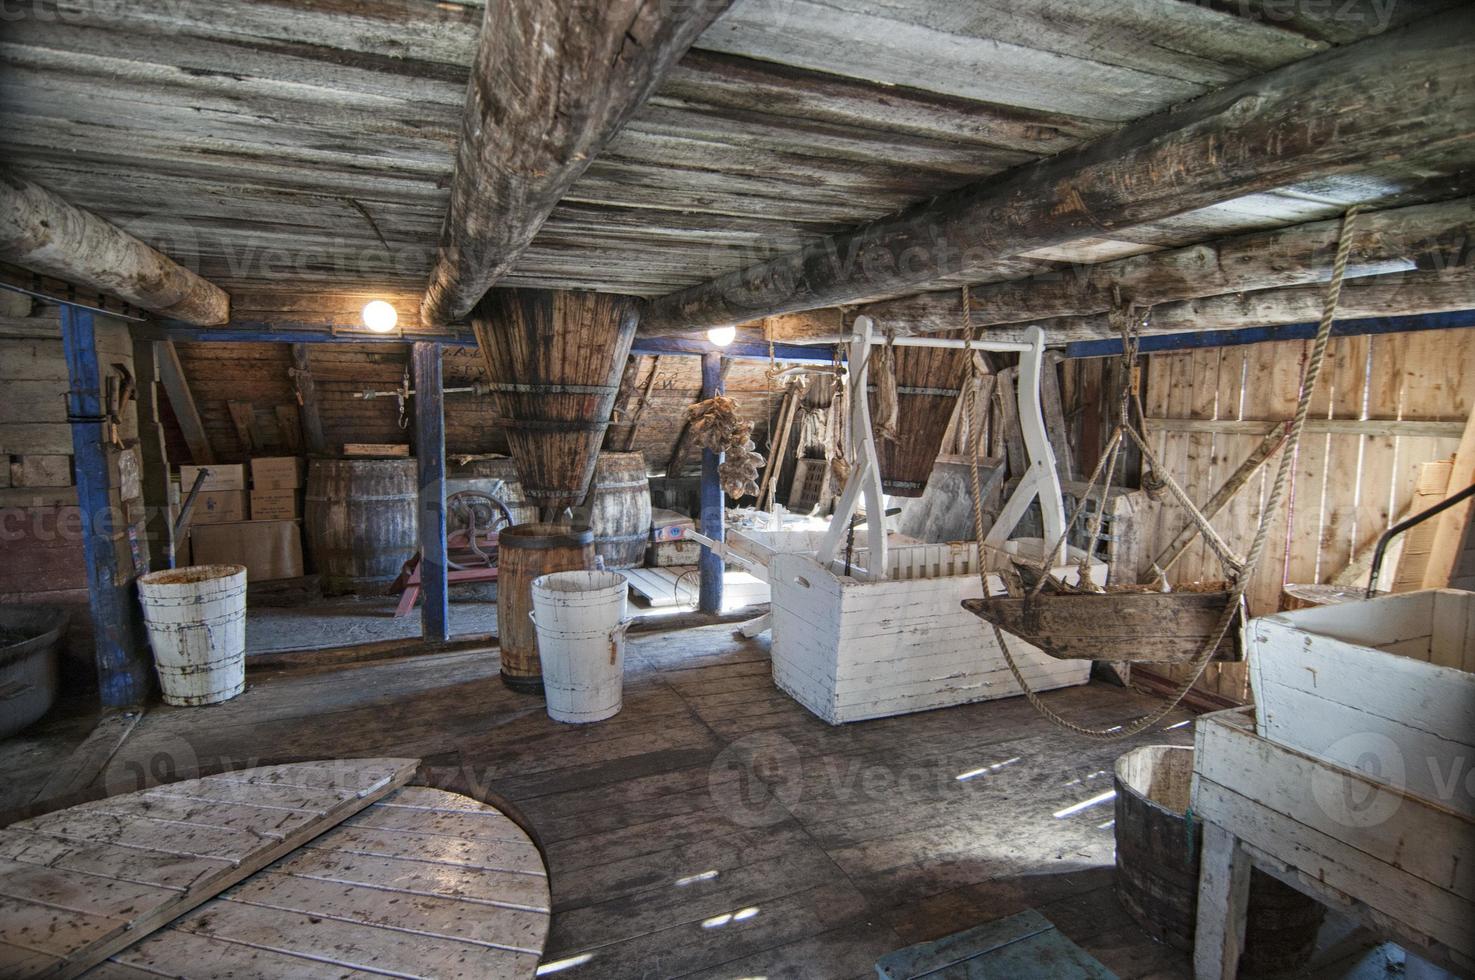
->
xmin=90 ymin=786 xmax=550 ymax=980
xmin=1134 ymin=325 xmax=1475 ymax=703
xmin=0 ymin=759 xmax=417 ymax=980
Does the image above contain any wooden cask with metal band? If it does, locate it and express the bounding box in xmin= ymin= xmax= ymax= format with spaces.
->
xmin=304 ymin=458 xmax=418 ymax=595
xmin=868 ymin=343 xmax=967 ymax=497
xmin=585 ymin=452 xmax=652 ymax=570
xmin=472 ymin=288 xmax=640 ymax=512
xmin=496 ymin=523 xmax=595 ymax=693
xmin=1114 ymin=745 xmax=1324 ymax=975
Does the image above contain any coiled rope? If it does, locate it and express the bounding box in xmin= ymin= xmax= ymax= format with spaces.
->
xmin=961 ymin=206 xmax=1362 ymax=739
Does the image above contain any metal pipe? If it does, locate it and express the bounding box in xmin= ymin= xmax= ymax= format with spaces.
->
xmin=1365 ymin=481 xmax=1475 ymax=597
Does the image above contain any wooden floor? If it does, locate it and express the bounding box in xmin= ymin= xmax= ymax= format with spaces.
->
xmin=5 ymin=624 xmax=1396 ymax=978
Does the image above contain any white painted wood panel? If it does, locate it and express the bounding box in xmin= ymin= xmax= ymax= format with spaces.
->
xmin=1249 ymin=589 xmax=1475 ymax=816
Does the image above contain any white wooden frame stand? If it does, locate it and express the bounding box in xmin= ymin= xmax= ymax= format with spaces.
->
xmin=816 ymin=319 xmax=1067 ymax=578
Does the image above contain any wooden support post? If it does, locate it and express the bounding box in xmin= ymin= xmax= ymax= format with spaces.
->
xmin=290 ymin=344 xmax=327 ymax=455
xmin=226 ymin=400 xmax=256 ymax=455
xmin=698 ymin=352 xmax=725 ymax=614
xmin=60 ymin=305 xmax=150 ymax=707
xmin=1194 ymin=822 xmax=1252 ymax=980
xmin=130 ymin=333 xmax=171 ymax=572
xmin=156 ymin=341 xmax=214 ymax=465
xmin=413 ymin=342 xmax=450 ymax=642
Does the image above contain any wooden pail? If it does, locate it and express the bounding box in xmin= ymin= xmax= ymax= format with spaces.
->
xmin=870 ymin=343 xmax=967 ymax=497
xmin=473 ymin=289 xmax=639 ymax=512
xmin=496 ymin=523 xmax=595 ymax=693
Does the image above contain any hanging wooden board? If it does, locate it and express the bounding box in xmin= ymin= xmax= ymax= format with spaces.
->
xmin=962 ymin=591 xmax=1246 ymax=663
xmin=0 ymin=758 xmax=418 ymax=980
xmin=86 ymin=786 xmax=551 ymax=979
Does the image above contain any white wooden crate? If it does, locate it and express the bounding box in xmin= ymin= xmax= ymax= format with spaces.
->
xmin=768 ymin=541 xmax=1095 ymax=725
xmin=1190 ymin=707 xmax=1475 ymax=977
xmin=1249 ymin=588 xmax=1475 ymax=817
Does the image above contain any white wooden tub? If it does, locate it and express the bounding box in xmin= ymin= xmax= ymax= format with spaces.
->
xmin=767 ymin=542 xmax=1103 ymax=724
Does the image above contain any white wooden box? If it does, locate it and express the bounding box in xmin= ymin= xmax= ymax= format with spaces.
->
xmin=1249 ymin=589 xmax=1475 ymax=817
xmin=1191 ymin=707 xmax=1474 ymax=974
xmin=767 ymin=542 xmax=1097 ymax=725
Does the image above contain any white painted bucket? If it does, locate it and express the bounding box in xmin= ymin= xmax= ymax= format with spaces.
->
xmin=137 ymin=564 xmax=247 ymax=706
xmin=530 ymin=570 xmax=630 ymax=723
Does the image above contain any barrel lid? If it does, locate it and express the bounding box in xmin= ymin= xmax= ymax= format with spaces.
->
xmin=499 ymin=523 xmax=595 ymax=548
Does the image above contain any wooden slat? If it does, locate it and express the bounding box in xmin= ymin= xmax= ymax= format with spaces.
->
xmin=0 ymin=758 xmax=417 ymax=980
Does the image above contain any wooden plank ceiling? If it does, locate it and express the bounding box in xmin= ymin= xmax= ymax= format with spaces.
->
xmin=0 ymin=0 xmax=1466 ymax=306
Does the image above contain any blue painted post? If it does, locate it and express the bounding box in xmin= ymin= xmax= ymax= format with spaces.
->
xmin=413 ymin=342 xmax=450 ymax=642
xmin=60 ymin=305 xmax=151 ymax=706
xmin=698 ymin=352 xmax=725 ymax=614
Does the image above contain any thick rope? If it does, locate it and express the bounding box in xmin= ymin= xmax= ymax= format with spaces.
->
xmin=964 ymin=206 xmax=1362 ymax=739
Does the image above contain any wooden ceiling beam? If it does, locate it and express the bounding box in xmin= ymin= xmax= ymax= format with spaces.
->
xmin=637 ymin=8 xmax=1475 ymax=336
xmin=861 ymin=196 xmax=1475 ymax=333
xmin=869 ymin=267 xmax=1475 ymax=344
xmin=420 ymin=0 xmax=734 ymax=327
xmin=0 ymin=168 xmax=229 ymax=326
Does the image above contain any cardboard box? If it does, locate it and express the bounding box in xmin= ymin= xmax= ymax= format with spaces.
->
xmin=251 ymin=456 xmax=304 ymax=490
xmin=179 ymin=463 xmax=246 ymax=492
xmin=250 ymin=488 xmax=300 ymax=520
xmin=190 ymin=490 xmax=248 ymax=525
xmin=189 ymin=520 xmax=304 ymax=582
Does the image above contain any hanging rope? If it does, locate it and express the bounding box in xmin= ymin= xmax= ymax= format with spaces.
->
xmin=964 ymin=206 xmax=1363 ymax=739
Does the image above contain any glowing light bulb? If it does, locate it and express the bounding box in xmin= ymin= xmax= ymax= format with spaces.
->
xmin=707 ymin=325 xmax=736 ymax=347
xmin=362 ymin=300 xmax=398 ymax=333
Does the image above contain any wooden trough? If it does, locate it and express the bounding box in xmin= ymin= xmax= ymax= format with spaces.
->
xmin=962 ymin=589 xmax=1246 ymax=663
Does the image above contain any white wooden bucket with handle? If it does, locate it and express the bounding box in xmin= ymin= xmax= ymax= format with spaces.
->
xmin=137 ymin=564 xmax=247 ymax=706
xmin=529 ymin=570 xmax=630 ymax=723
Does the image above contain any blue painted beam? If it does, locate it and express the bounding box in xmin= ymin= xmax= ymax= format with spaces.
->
xmin=155 ymin=320 xmax=837 ymax=362
xmin=412 ymin=342 xmax=450 ymax=642
xmin=1063 ymin=310 xmax=1475 ymax=359
xmin=630 ymin=335 xmax=836 ymax=363
xmin=698 ymin=352 xmax=725 ymax=615
xmin=60 ymin=305 xmax=152 ymax=707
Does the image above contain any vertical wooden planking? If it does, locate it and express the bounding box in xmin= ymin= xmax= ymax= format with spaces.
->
xmin=1243 ymin=340 xmax=1304 ymax=617
xmin=413 ymin=342 xmax=449 ymax=642
xmin=1318 ymin=336 xmax=1372 ymax=581
xmin=60 ymin=305 xmax=151 ymax=707
xmin=698 ymin=352 xmax=725 ymax=614
xmin=290 ymin=344 xmax=328 ymax=456
xmin=1182 ymin=348 xmax=1220 ymax=585
xmin=131 ymin=334 xmax=172 ymax=573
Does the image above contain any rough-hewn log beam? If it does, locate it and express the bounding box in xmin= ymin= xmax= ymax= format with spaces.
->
xmin=873 ymin=197 xmax=1475 ymax=330
xmin=0 ymin=168 xmax=229 ymax=326
xmin=639 ymin=10 xmax=1474 ymax=335
xmin=867 ymin=268 xmax=1475 ymax=343
xmin=420 ymin=0 xmax=734 ymax=326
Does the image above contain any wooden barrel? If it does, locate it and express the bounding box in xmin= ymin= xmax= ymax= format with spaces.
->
xmin=304 ymin=458 xmax=418 ymax=595
xmin=1114 ymin=746 xmax=1325 ymax=975
xmin=586 ymin=453 xmax=652 ymax=570
xmin=473 ymin=289 xmax=640 ymax=511
xmin=496 ymin=523 xmax=594 ymax=693
xmin=869 ymin=343 xmax=967 ymax=497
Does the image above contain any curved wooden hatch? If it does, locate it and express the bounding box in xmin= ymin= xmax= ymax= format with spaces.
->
xmin=0 ymin=758 xmax=419 ymax=980
xmin=92 ymin=786 xmax=551 ymax=979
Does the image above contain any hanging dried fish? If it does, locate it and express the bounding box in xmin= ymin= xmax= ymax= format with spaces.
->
xmin=686 ymin=396 xmax=767 ymax=498
xmin=872 ymin=337 xmax=900 ymax=443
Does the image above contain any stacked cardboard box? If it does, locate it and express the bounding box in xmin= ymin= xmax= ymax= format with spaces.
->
xmin=190 ymin=520 xmax=304 ymax=581
xmin=250 ymin=457 xmax=303 ymax=520
xmin=179 ymin=464 xmax=248 ymax=525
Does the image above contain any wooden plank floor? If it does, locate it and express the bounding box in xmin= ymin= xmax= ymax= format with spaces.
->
xmin=73 ymin=626 xmax=1205 ymax=979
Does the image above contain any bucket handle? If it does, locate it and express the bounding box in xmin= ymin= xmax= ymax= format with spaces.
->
xmin=609 ymin=619 xmax=633 ymax=665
